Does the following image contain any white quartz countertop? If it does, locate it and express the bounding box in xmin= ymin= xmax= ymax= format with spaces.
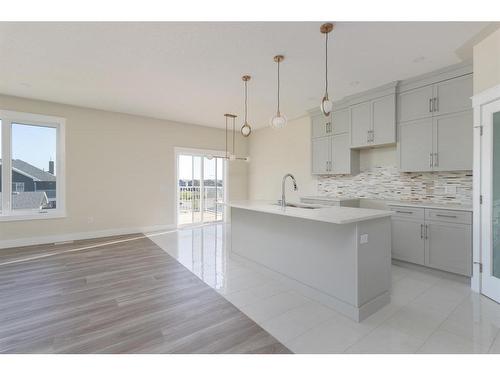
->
xmin=228 ymin=200 xmax=392 ymax=225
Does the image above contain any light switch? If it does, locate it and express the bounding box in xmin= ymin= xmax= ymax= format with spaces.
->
xmin=360 ymin=234 xmax=369 ymax=244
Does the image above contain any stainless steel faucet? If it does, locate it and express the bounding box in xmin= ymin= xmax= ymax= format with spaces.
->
xmin=281 ymin=173 xmax=298 ymax=208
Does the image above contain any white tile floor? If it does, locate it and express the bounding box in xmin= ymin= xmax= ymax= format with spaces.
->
xmin=146 ymin=223 xmax=500 ymax=354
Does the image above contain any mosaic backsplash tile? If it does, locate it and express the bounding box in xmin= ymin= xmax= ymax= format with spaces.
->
xmin=317 ymin=166 xmax=472 ymax=205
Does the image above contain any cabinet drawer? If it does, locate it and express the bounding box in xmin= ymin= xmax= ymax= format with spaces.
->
xmin=388 ymin=205 xmax=425 ymax=220
xmin=425 ymin=209 xmax=471 ymax=224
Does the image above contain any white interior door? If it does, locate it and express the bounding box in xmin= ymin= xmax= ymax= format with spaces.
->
xmin=481 ymin=99 xmax=500 ymax=303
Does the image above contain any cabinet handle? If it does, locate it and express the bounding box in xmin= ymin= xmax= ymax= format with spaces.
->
xmin=425 ymin=224 xmax=429 ymax=240
xmin=420 ymin=224 xmax=424 ymax=239
xmin=436 ymin=214 xmax=457 ymax=219
xmin=429 ymin=98 xmax=433 ymax=113
xmin=434 ymin=152 xmax=438 ymax=167
xmin=367 ymin=130 xmax=370 ymax=143
xmin=434 ymin=97 xmax=439 ymax=112
xmin=429 ymin=153 xmax=433 ymax=168
xmin=396 ymin=210 xmax=413 ymax=214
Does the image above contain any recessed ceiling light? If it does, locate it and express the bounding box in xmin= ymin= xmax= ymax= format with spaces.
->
xmin=19 ymin=82 xmax=31 ymax=88
xmin=413 ymin=56 xmax=426 ymax=63
xmin=350 ymin=81 xmax=360 ymax=86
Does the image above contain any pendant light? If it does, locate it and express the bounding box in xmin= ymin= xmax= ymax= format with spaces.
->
xmin=270 ymin=55 xmax=287 ymax=129
xmin=240 ymin=75 xmax=252 ymax=137
xmin=222 ymin=113 xmax=250 ymax=162
xmin=320 ymin=22 xmax=334 ymax=117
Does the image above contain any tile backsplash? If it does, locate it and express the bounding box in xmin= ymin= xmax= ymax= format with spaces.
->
xmin=317 ymin=166 xmax=472 ymax=205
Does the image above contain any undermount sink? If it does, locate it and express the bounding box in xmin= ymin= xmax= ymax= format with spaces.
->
xmin=273 ymin=201 xmax=323 ymax=209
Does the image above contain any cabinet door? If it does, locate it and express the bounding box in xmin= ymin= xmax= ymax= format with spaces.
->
xmin=331 ymin=133 xmax=350 ymax=174
xmin=312 ymin=137 xmax=331 ymax=174
xmin=350 ymin=101 xmax=371 ymax=148
xmin=398 ymin=85 xmax=434 ymax=122
xmin=399 ymin=118 xmax=434 ymax=172
xmin=434 ymin=74 xmax=472 ymax=116
xmin=311 ymin=114 xmax=331 ymax=138
xmin=425 ymin=221 xmax=472 ymax=276
xmin=391 ymin=218 xmax=425 ymax=265
xmin=433 ymin=110 xmax=473 ymax=171
xmin=332 ymin=108 xmax=350 ymax=135
xmin=372 ymin=94 xmax=396 ymax=145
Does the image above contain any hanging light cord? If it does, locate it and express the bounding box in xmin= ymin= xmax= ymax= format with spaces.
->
xmin=325 ymin=31 xmax=329 ymax=97
xmin=277 ymin=59 xmax=281 ymax=114
xmin=244 ymin=81 xmax=248 ymax=124
xmin=225 ymin=115 xmax=228 ymax=159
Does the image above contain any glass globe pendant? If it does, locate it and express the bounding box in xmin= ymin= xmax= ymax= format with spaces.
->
xmin=270 ymin=55 xmax=287 ymax=129
xmin=240 ymin=75 xmax=252 ymax=137
xmin=320 ymin=23 xmax=334 ymax=117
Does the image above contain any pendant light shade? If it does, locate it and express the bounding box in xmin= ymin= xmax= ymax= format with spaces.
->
xmin=270 ymin=55 xmax=287 ymax=129
xmin=241 ymin=75 xmax=252 ymax=137
xmin=320 ymin=23 xmax=334 ymax=117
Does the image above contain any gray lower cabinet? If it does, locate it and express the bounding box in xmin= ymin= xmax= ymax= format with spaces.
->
xmin=425 ymin=221 xmax=472 ymax=276
xmin=389 ymin=205 xmax=472 ymax=276
xmin=391 ymin=218 xmax=425 ymax=265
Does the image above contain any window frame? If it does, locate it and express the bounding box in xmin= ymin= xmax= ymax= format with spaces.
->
xmin=0 ymin=110 xmax=66 ymax=222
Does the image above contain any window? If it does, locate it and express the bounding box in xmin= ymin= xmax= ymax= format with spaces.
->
xmin=0 ymin=110 xmax=65 ymax=221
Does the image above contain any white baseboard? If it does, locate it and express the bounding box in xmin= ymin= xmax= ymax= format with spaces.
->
xmin=0 ymin=224 xmax=177 ymax=250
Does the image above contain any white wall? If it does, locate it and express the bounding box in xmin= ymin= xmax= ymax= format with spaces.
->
xmin=248 ymin=114 xmax=396 ymax=201
xmin=248 ymin=115 xmax=317 ymax=202
xmin=0 ymin=94 xmax=248 ymax=246
xmin=473 ymin=27 xmax=500 ymax=94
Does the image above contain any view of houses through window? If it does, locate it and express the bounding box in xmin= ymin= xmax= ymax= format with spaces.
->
xmin=0 ymin=122 xmax=57 ymax=213
xmin=177 ymin=152 xmax=225 ymax=226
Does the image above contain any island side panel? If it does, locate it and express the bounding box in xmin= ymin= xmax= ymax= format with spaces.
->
xmin=356 ymin=217 xmax=392 ymax=309
xmin=231 ymin=207 xmax=358 ymax=306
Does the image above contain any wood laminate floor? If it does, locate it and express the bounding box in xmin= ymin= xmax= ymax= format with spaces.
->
xmin=0 ymin=234 xmax=291 ymax=354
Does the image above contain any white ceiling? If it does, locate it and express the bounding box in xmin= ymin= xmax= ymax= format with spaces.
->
xmin=0 ymin=22 xmax=490 ymax=130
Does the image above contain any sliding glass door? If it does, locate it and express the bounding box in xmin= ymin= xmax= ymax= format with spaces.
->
xmin=177 ymin=151 xmax=226 ymax=226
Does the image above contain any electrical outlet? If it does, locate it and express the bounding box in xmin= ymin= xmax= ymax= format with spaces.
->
xmin=360 ymin=234 xmax=369 ymax=244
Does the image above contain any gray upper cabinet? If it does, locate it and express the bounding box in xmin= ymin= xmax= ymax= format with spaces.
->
xmin=311 ymin=137 xmax=331 ymax=174
xmin=399 ymin=118 xmax=433 ymax=172
xmin=310 ymin=111 xmax=359 ymax=176
xmin=398 ymin=85 xmax=434 ymax=123
xmin=433 ymin=110 xmax=473 ymax=171
xmin=400 ymin=111 xmax=473 ymax=172
xmin=398 ymin=71 xmax=473 ymax=172
xmin=350 ymin=101 xmax=372 ymax=148
xmin=372 ymin=95 xmax=396 ymax=145
xmin=351 ymin=94 xmax=397 ymax=149
xmin=332 ymin=133 xmax=356 ymax=174
xmin=311 ymin=113 xmax=332 ymax=139
xmin=434 ymin=74 xmax=473 ymax=116
xmin=331 ymin=108 xmax=350 ymax=135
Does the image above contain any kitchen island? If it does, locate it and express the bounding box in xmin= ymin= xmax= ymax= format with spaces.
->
xmin=229 ymin=201 xmax=393 ymax=322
